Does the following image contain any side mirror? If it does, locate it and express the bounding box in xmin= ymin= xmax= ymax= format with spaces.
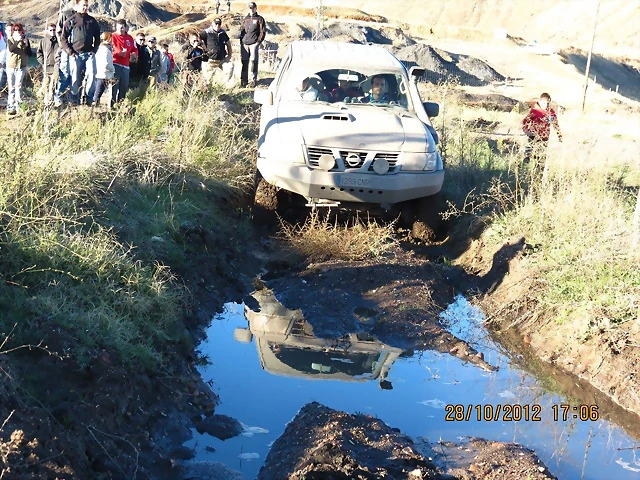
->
xmin=254 ymin=89 xmax=273 ymax=106
xmin=233 ymin=328 xmax=253 ymax=343
xmin=423 ymin=101 xmax=439 ymax=118
xmin=409 ymin=66 xmax=426 ymax=78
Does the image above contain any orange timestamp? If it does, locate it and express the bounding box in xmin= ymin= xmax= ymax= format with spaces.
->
xmin=444 ymin=404 xmax=600 ymax=422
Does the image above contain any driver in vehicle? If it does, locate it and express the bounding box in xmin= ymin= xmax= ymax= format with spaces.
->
xmin=361 ymin=74 xmax=389 ymax=104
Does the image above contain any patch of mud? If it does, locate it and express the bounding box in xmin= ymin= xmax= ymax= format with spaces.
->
xmin=395 ymin=44 xmax=504 ymax=86
xmin=416 ymin=437 xmax=557 ymax=480
xmin=258 ymin=402 xmax=557 ymax=480
xmin=260 ymin=248 xmax=496 ymax=371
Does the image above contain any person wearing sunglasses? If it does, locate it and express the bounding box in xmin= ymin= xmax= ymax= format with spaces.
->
xmin=36 ymin=23 xmax=60 ymax=105
xmin=130 ymin=32 xmax=150 ymax=89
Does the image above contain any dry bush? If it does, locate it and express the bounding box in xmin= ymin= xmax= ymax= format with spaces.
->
xmin=279 ymin=213 xmax=398 ymax=262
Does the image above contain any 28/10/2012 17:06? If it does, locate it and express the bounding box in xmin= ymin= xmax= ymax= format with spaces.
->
xmin=444 ymin=404 xmax=599 ymax=422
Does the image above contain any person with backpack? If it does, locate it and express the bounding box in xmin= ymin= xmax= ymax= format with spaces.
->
xmin=37 ymin=23 xmax=60 ymax=105
xmin=6 ymin=23 xmax=33 ymax=115
xmin=60 ymin=0 xmax=101 ymax=105
xmin=200 ymin=18 xmax=233 ymax=84
xmin=239 ymin=2 xmax=266 ymax=87
xmin=54 ymin=1 xmax=74 ymax=106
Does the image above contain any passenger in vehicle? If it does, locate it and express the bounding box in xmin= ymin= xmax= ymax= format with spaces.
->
xmin=297 ymin=76 xmax=318 ymax=101
xmin=329 ymin=78 xmax=361 ymax=102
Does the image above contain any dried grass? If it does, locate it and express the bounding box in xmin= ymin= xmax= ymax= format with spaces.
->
xmin=279 ymin=212 xmax=398 ymax=262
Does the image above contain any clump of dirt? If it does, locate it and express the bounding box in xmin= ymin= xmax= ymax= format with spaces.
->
xmin=258 ymin=402 xmax=558 ymax=480
xmin=262 ymin=246 xmax=497 ymax=372
xmin=258 ymin=402 xmax=442 ymax=479
xmin=454 ymin=92 xmax=520 ymax=112
xmin=417 ymin=437 xmax=558 ymax=480
xmin=395 ymin=44 xmax=505 ymax=86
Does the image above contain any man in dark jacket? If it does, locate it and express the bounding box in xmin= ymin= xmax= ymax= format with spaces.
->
xmin=239 ymin=1 xmax=266 ymax=87
xmin=60 ymin=0 xmax=101 ymax=105
xmin=130 ymin=32 xmax=150 ymax=87
xmin=37 ymin=23 xmax=59 ymax=105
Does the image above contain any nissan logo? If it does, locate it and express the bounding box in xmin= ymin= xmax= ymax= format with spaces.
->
xmin=345 ymin=153 xmax=361 ymax=168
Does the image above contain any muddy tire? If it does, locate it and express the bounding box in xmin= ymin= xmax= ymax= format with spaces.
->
xmin=252 ymin=171 xmax=279 ymax=228
xmin=403 ymin=194 xmax=446 ymax=243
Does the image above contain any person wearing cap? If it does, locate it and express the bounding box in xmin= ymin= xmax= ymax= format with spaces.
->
xmin=200 ymin=18 xmax=233 ymax=84
xmin=239 ymin=1 xmax=266 ymax=87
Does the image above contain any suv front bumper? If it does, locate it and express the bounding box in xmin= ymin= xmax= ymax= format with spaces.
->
xmin=258 ymin=158 xmax=444 ymax=204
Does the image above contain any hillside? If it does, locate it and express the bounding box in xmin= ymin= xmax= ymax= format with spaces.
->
xmin=262 ymin=0 xmax=640 ymax=58
xmin=3 ymin=0 xmax=638 ymax=60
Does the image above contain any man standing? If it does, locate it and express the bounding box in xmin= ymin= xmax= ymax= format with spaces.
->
xmin=129 ymin=32 xmax=150 ymax=88
xmin=60 ymin=0 xmax=101 ymax=105
xmin=111 ymin=19 xmax=137 ymax=106
xmin=201 ymin=18 xmax=233 ymax=84
xmin=147 ymin=36 xmax=161 ymax=86
xmin=54 ymin=1 xmax=74 ymax=106
xmin=36 ymin=23 xmax=60 ymax=105
xmin=239 ymin=2 xmax=265 ymax=88
xmin=522 ymin=92 xmax=563 ymax=165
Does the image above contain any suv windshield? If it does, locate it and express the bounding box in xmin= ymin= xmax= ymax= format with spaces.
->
xmin=280 ymin=68 xmax=413 ymax=111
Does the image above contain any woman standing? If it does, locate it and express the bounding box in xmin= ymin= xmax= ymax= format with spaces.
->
xmin=6 ymin=23 xmax=33 ymax=115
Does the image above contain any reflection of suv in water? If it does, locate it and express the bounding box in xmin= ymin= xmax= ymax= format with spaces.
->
xmin=253 ymin=41 xmax=444 ymax=235
xmin=234 ymin=290 xmax=403 ymax=388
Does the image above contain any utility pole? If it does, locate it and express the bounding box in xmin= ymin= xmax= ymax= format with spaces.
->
xmin=314 ymin=0 xmax=324 ymax=40
xmin=581 ymin=0 xmax=600 ymax=112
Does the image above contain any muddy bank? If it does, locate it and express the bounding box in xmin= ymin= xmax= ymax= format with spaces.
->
xmin=258 ymin=402 xmax=557 ymax=479
xmin=0 ymin=206 xmax=260 ymax=479
xmin=458 ymin=236 xmax=640 ymax=418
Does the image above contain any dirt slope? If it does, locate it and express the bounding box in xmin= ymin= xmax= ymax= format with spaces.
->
xmin=257 ymin=0 xmax=640 ymax=58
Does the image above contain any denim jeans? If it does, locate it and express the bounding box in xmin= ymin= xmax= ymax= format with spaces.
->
xmin=112 ymin=64 xmax=130 ymax=105
xmin=6 ymin=67 xmax=25 ymax=111
xmin=69 ymin=52 xmax=96 ymax=105
xmin=55 ymin=50 xmax=71 ymax=104
xmin=0 ymin=67 xmax=6 ymax=92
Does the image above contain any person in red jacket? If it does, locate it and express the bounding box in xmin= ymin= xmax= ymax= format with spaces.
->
xmin=522 ymin=92 xmax=563 ymax=164
xmin=111 ymin=18 xmax=137 ymax=106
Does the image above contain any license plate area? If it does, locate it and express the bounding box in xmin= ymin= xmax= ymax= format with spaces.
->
xmin=338 ymin=175 xmax=372 ymax=187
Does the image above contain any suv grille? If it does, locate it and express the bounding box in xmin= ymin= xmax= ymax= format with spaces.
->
xmin=307 ymin=147 xmax=333 ymax=167
xmin=368 ymin=152 xmax=399 ymax=171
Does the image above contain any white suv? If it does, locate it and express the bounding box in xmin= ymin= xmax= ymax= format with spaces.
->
xmin=253 ymin=41 xmax=444 ymax=231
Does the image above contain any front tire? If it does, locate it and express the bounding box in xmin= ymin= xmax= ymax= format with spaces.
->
xmin=401 ymin=194 xmax=446 ymax=243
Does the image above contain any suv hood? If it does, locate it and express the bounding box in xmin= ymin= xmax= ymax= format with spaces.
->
xmin=276 ymin=103 xmax=432 ymax=152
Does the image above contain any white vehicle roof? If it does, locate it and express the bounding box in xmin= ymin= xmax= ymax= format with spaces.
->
xmin=287 ymin=40 xmax=405 ymax=71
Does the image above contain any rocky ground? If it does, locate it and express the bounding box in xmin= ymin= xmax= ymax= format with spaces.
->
xmin=258 ymin=402 xmax=557 ymax=479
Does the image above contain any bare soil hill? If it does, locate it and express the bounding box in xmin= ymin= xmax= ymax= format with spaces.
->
xmin=257 ymin=0 xmax=640 ymax=58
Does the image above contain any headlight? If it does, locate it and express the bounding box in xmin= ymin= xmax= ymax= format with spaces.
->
xmin=400 ymin=152 xmax=428 ymax=171
xmin=260 ymin=142 xmax=304 ymax=164
xmin=400 ymin=152 xmax=440 ymax=172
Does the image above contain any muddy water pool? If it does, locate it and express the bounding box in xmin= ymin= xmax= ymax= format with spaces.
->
xmin=185 ymin=297 xmax=640 ymax=479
